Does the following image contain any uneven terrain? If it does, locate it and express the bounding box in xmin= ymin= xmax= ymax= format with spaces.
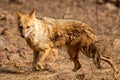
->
xmin=0 ymin=0 xmax=120 ymax=80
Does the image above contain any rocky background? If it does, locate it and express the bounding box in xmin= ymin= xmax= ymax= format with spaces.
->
xmin=0 ymin=0 xmax=120 ymax=80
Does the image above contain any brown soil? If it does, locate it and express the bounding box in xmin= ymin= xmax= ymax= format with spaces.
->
xmin=0 ymin=0 xmax=120 ymax=80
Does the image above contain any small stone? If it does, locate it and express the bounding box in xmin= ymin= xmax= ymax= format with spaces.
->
xmin=8 ymin=54 xmax=20 ymax=62
xmin=106 ymin=3 xmax=117 ymax=10
xmin=76 ymin=73 xmax=85 ymax=80
xmin=9 ymin=0 xmax=25 ymax=4
xmin=0 ymin=51 xmax=8 ymax=62
xmin=0 ymin=14 xmax=6 ymax=20
xmin=113 ymin=39 xmax=120 ymax=51
xmin=15 ymin=62 xmax=26 ymax=68
xmin=97 ymin=0 xmax=105 ymax=4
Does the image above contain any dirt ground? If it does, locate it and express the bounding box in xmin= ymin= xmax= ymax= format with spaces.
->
xmin=0 ymin=0 xmax=120 ymax=80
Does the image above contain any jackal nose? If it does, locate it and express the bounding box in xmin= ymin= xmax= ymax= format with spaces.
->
xmin=21 ymin=34 xmax=25 ymax=38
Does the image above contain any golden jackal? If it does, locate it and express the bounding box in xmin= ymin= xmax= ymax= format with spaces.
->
xmin=16 ymin=10 xmax=118 ymax=74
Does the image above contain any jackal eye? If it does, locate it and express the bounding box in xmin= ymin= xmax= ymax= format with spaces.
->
xmin=27 ymin=26 xmax=30 ymax=28
xmin=18 ymin=25 xmax=23 ymax=29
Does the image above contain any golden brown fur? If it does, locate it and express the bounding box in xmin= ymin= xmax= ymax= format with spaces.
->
xmin=16 ymin=10 xmax=118 ymax=75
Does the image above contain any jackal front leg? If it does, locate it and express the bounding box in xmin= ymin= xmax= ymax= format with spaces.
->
xmin=36 ymin=46 xmax=51 ymax=70
xmin=33 ymin=51 xmax=39 ymax=71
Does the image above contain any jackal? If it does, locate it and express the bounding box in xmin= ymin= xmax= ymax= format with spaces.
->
xmin=16 ymin=10 xmax=118 ymax=74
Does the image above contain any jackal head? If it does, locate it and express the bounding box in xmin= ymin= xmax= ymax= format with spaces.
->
xmin=17 ymin=10 xmax=35 ymax=38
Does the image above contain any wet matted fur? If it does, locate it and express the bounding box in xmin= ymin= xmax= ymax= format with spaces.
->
xmin=16 ymin=10 xmax=118 ymax=75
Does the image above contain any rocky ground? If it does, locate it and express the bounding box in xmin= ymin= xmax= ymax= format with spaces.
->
xmin=0 ymin=0 xmax=120 ymax=80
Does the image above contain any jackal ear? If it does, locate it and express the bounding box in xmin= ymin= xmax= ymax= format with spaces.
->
xmin=29 ymin=9 xmax=35 ymax=18
xmin=16 ymin=11 xmax=23 ymax=19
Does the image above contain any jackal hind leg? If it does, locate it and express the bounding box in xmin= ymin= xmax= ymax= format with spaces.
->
xmin=36 ymin=46 xmax=51 ymax=70
xmin=100 ymin=55 xmax=119 ymax=74
xmin=67 ymin=45 xmax=81 ymax=72
xmin=92 ymin=51 xmax=101 ymax=69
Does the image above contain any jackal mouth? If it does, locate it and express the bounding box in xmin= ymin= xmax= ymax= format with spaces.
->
xmin=21 ymin=34 xmax=25 ymax=38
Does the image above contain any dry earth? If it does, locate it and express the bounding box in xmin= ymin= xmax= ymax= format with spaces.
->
xmin=0 ymin=0 xmax=120 ymax=80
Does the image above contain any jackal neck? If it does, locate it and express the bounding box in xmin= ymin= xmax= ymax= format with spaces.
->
xmin=25 ymin=18 xmax=51 ymax=50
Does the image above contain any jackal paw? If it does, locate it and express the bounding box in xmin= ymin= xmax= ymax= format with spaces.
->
xmin=35 ymin=64 xmax=44 ymax=71
xmin=72 ymin=65 xmax=81 ymax=72
xmin=114 ymin=71 xmax=120 ymax=80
